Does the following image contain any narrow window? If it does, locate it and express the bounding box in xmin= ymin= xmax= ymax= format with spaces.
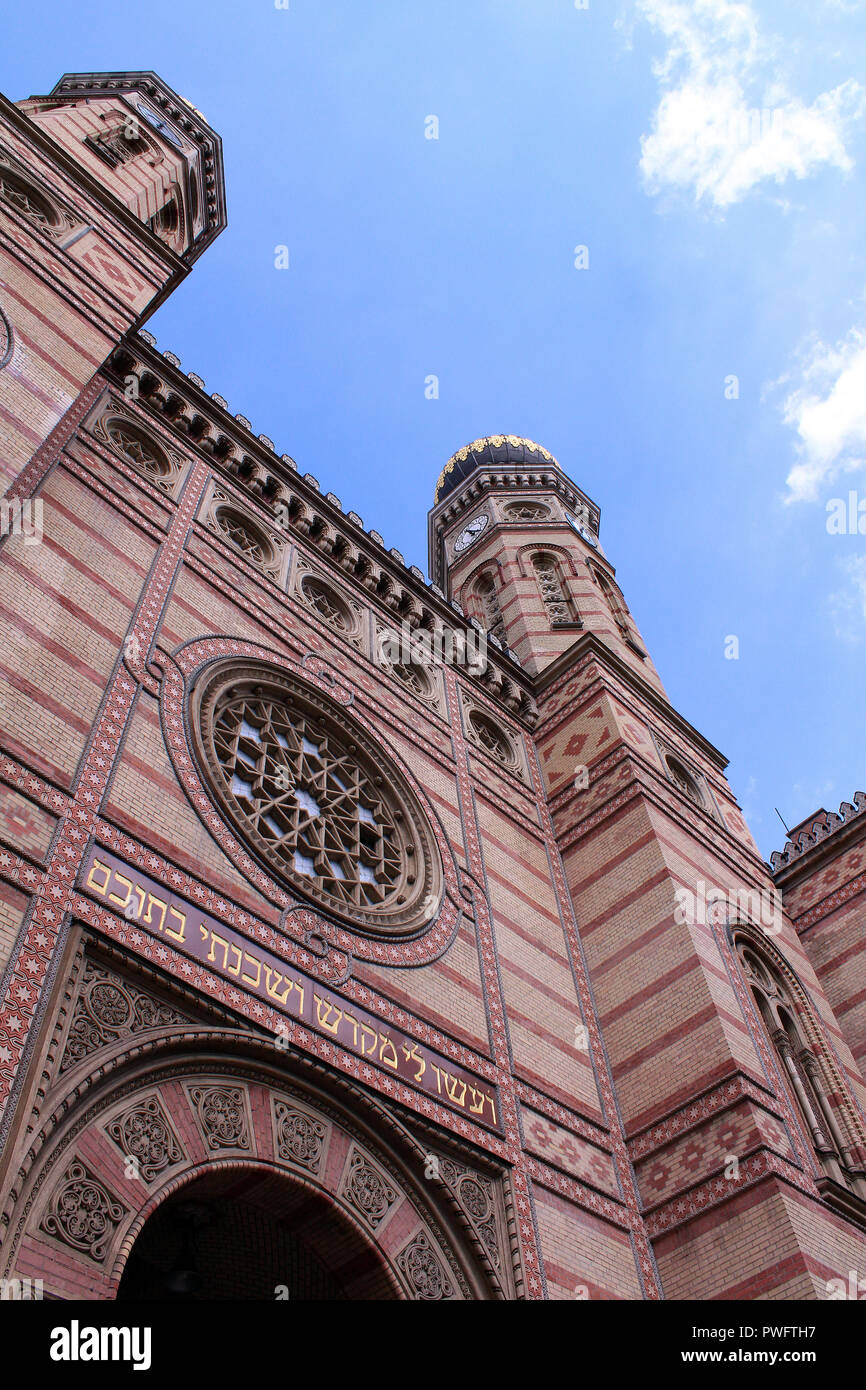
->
xmin=532 ymin=553 xmax=577 ymax=626
xmin=476 ymin=572 xmax=506 ymax=642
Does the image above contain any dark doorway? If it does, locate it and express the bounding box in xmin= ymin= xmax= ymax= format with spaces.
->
xmin=117 ymin=1168 xmax=396 ymax=1300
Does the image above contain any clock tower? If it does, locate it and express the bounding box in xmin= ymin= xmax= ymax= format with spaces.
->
xmin=428 ymin=434 xmax=665 ymax=692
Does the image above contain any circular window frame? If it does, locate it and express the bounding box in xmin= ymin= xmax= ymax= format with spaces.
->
xmin=212 ymin=505 xmax=276 ymax=568
xmin=467 ymin=709 xmax=518 ymax=769
xmin=503 ymin=501 xmax=552 ymax=522
xmin=104 ymin=416 xmax=172 ymax=479
xmin=298 ymin=574 xmax=356 ymax=636
xmin=189 ymin=659 xmax=443 ymax=937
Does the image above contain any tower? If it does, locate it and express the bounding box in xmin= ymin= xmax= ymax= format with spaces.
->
xmin=0 ymin=71 xmax=225 ymax=493
xmin=429 ymin=433 xmax=661 ymax=688
xmin=430 ymin=435 xmax=866 ymax=1297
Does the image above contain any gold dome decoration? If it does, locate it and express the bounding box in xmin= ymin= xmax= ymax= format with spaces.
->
xmin=434 ymin=436 xmax=559 ymax=503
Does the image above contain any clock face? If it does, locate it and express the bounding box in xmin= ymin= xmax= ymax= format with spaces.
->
xmin=137 ymin=103 xmax=184 ymax=149
xmin=453 ymin=514 xmax=489 ymax=554
xmin=567 ymin=514 xmax=598 ymax=548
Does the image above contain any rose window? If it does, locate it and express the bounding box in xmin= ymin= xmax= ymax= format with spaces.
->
xmin=191 ymin=663 xmax=440 ymax=933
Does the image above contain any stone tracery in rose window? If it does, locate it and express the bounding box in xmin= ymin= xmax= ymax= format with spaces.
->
xmin=192 ymin=665 xmax=440 ymax=933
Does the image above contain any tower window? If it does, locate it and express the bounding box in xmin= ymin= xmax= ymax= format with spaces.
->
xmin=149 ymin=192 xmax=183 ymax=248
xmin=589 ymin=562 xmax=629 ymax=637
xmin=665 ymin=754 xmax=703 ymax=807
xmin=532 ymin=553 xmax=577 ymax=627
xmin=475 ymin=572 xmax=506 ymax=642
xmin=85 ymin=120 xmax=150 ymax=169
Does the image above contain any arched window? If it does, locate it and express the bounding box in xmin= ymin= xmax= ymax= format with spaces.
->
xmin=0 ymin=165 xmax=62 ymax=233
xmin=589 ymin=562 xmax=629 ymax=638
xmin=474 ymin=572 xmax=506 ymax=643
xmin=733 ymin=931 xmax=865 ymax=1197
xmin=532 ymin=553 xmax=577 ymax=627
xmin=665 ymin=753 xmax=703 ymax=807
xmin=85 ymin=119 xmax=151 ymax=168
xmin=149 ymin=191 xmax=183 ymax=249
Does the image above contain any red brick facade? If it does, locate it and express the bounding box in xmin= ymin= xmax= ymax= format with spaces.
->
xmin=0 ymin=72 xmax=864 ymax=1302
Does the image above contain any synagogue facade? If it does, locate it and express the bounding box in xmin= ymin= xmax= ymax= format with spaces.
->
xmin=0 ymin=71 xmax=864 ymax=1300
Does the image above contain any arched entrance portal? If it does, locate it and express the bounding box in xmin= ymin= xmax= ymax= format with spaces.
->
xmin=0 ymin=947 xmax=506 ymax=1302
xmin=117 ymin=1168 xmax=396 ymax=1300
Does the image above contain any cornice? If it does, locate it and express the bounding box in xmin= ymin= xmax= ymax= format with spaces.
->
xmin=103 ymin=334 xmax=539 ymax=724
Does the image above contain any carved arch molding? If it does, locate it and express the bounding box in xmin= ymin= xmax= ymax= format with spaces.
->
xmin=0 ymin=946 xmax=512 ymax=1300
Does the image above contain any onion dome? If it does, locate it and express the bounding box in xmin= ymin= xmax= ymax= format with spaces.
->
xmin=434 ymin=435 xmax=559 ymax=504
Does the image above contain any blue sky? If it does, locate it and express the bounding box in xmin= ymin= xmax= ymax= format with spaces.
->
xmin=4 ymin=0 xmax=866 ymax=859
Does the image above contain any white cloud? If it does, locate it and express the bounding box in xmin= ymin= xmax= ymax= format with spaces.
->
xmin=638 ymin=0 xmax=865 ymax=208
xmin=781 ymin=328 xmax=866 ymax=500
xmin=829 ymin=555 xmax=866 ymax=641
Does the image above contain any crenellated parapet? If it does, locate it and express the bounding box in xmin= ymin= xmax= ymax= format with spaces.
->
xmin=770 ymin=792 xmax=866 ymax=875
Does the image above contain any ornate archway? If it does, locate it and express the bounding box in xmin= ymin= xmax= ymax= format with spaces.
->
xmin=0 ymin=942 xmax=509 ymax=1301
